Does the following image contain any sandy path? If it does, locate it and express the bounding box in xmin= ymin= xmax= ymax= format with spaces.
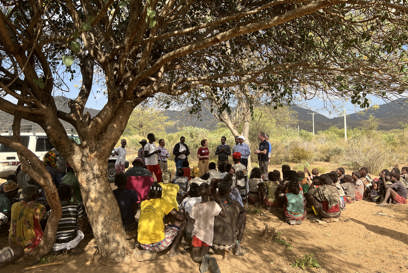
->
xmin=1 ymin=201 xmax=408 ymax=273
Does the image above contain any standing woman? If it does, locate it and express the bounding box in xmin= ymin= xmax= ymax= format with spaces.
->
xmin=197 ymin=139 xmax=210 ymax=176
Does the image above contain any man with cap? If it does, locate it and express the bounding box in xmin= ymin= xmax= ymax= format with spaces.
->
xmin=232 ymin=136 xmax=250 ymax=168
xmin=215 ymin=136 xmax=231 ymax=167
xmin=113 ymin=139 xmax=127 ymax=173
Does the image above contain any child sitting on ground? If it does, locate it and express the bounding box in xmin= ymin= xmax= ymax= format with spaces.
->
xmin=182 ymin=160 xmax=191 ymax=180
xmin=305 ymin=167 xmax=319 ymax=184
xmin=297 ymin=171 xmax=310 ymax=194
xmin=212 ymin=176 xmax=246 ymax=256
xmin=401 ymin=167 xmax=408 ymax=187
xmin=208 ymin=162 xmax=221 ymax=181
xmin=248 ymin=167 xmax=266 ymax=207
xmin=53 ymin=184 xmax=85 ymax=252
xmin=282 ymin=165 xmax=291 ymax=183
xmin=173 ymin=168 xmax=189 ymax=203
xmin=181 ymin=183 xmax=201 ymax=243
xmin=113 ymin=173 xmax=138 ymax=234
xmin=379 ymin=170 xmax=407 ymax=205
xmin=307 ymin=174 xmax=341 ymax=219
xmin=137 ymin=183 xmax=184 ymax=256
xmin=333 ymin=169 xmax=346 ymax=209
xmin=340 ymin=175 xmax=356 ymax=203
xmin=367 ymin=178 xmax=382 ymax=203
xmin=352 ymin=172 xmax=364 ymax=201
xmin=191 ymin=184 xmax=222 ymax=264
xmin=264 ymin=170 xmax=280 ymax=209
xmin=281 ymin=171 xmax=305 ymax=225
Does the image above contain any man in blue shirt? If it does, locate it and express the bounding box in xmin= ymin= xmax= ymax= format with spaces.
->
xmin=232 ymin=136 xmax=250 ymax=168
xmin=266 ymin=134 xmax=272 ymax=163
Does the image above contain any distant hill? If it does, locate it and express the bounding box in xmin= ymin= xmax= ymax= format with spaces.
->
xmin=164 ymin=106 xmax=221 ymax=133
xmin=0 ymin=96 xmax=99 ymax=134
xmin=164 ymin=98 xmax=408 ymax=132
xmin=330 ymin=98 xmax=408 ymax=130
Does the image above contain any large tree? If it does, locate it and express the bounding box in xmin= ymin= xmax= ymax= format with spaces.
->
xmin=169 ymin=0 xmax=408 ymax=161
xmin=1 ymin=0 xmax=408 ymax=260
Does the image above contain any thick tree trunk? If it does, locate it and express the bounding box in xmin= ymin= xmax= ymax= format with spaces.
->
xmin=75 ymin=154 xmax=132 ymax=260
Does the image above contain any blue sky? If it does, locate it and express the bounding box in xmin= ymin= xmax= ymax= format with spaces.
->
xmin=53 ymin=67 xmax=390 ymax=119
xmin=55 ymin=79 xmax=389 ymax=119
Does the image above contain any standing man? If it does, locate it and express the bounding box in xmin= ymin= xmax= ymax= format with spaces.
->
xmin=265 ymin=134 xmax=272 ymax=163
xmin=144 ymin=133 xmax=162 ymax=182
xmin=173 ymin=136 xmax=190 ymax=170
xmin=232 ymin=136 xmax=250 ymax=168
xmin=255 ymin=132 xmax=269 ymax=177
xmin=113 ymin=139 xmax=127 ymax=173
xmin=138 ymin=139 xmax=147 ymax=164
xmin=158 ymin=139 xmax=169 ymax=172
xmin=215 ymin=136 xmax=231 ymax=167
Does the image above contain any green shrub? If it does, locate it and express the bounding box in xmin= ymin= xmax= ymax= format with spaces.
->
xmin=344 ymin=135 xmax=394 ymax=174
xmin=290 ymin=144 xmax=312 ymax=163
xmin=292 ymin=254 xmax=320 ymax=269
xmin=318 ymin=146 xmax=344 ymax=162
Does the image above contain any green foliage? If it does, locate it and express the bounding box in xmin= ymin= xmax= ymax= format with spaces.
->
xmin=123 ymin=107 xmax=175 ymax=139
xmin=317 ymin=145 xmax=344 ymax=162
xmin=292 ymin=254 xmax=321 ymax=270
xmin=273 ymin=232 xmax=292 ymax=248
xmin=363 ymin=114 xmax=379 ymax=131
xmin=289 ymin=144 xmax=312 ymax=163
xmin=344 ymin=134 xmax=395 ymax=174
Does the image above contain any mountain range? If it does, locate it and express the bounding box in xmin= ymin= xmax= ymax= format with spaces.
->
xmin=164 ymin=98 xmax=408 ymax=132
xmin=0 ymin=96 xmax=407 ymax=134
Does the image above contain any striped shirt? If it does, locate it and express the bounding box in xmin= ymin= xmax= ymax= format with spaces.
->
xmin=55 ymin=201 xmax=84 ymax=244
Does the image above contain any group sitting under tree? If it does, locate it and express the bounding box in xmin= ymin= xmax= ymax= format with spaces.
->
xmin=0 ymin=138 xmax=407 ymax=272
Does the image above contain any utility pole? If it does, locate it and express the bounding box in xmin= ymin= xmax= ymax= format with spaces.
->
xmin=312 ymin=112 xmax=315 ymax=136
xmin=344 ymin=108 xmax=348 ymax=141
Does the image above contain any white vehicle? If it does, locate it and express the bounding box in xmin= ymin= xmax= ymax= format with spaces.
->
xmin=0 ymin=129 xmax=128 ymax=181
xmin=0 ymin=132 xmax=53 ymax=178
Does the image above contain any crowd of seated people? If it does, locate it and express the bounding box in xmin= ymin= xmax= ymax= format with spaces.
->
xmin=0 ymin=142 xmax=407 ymax=272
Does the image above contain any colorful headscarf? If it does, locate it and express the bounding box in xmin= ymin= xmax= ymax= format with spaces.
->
xmin=43 ymin=151 xmax=57 ymax=168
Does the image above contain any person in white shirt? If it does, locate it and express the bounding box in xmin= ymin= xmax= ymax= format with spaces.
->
xmin=113 ymin=139 xmax=127 ymax=173
xmin=144 ymin=133 xmax=162 ymax=182
xmin=158 ymin=139 xmax=169 ymax=172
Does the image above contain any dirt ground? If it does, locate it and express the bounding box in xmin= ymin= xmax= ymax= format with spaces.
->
xmin=1 ymin=201 xmax=408 ymax=273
